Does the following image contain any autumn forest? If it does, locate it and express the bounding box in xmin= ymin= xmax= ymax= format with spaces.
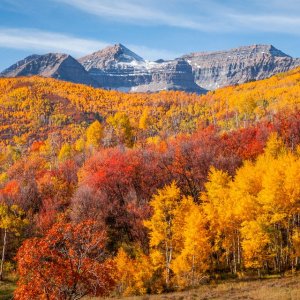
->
xmin=1 ymin=67 xmax=300 ymax=299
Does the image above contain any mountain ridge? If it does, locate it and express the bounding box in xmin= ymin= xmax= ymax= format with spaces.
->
xmin=1 ymin=44 xmax=300 ymax=93
xmin=181 ymin=44 xmax=290 ymax=58
xmin=181 ymin=44 xmax=300 ymax=90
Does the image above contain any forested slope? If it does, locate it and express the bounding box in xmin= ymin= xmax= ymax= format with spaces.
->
xmin=0 ymin=67 xmax=300 ymax=299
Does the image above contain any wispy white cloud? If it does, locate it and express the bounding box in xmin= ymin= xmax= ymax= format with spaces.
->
xmin=0 ymin=28 xmax=107 ymax=55
xmin=54 ymin=0 xmax=300 ymax=35
xmin=228 ymin=14 xmax=300 ymax=35
xmin=0 ymin=28 xmax=178 ymax=60
xmin=56 ymin=0 xmax=232 ymax=32
xmin=0 ymin=0 xmax=299 ymax=65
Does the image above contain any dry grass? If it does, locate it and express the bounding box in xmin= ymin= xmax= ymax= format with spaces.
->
xmin=92 ymin=275 xmax=300 ymax=300
xmin=3 ymin=274 xmax=300 ymax=299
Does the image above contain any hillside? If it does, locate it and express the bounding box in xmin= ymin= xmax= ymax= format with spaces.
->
xmin=0 ymin=67 xmax=300 ymax=299
xmin=0 ymin=67 xmax=299 ymax=149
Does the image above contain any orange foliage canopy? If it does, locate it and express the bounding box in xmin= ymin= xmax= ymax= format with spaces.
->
xmin=14 ymin=220 xmax=116 ymax=300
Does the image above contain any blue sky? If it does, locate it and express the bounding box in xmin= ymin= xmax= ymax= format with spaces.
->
xmin=0 ymin=0 xmax=300 ymax=70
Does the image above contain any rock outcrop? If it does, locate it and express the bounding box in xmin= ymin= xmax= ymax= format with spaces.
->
xmin=132 ymin=59 xmax=204 ymax=93
xmin=181 ymin=45 xmax=300 ymax=90
xmin=1 ymin=53 xmax=97 ymax=87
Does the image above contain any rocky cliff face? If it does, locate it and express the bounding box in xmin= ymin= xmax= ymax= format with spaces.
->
xmin=132 ymin=59 xmax=204 ymax=93
xmin=78 ymin=44 xmax=205 ymax=93
xmin=1 ymin=53 xmax=98 ymax=87
xmin=1 ymin=44 xmax=300 ymax=93
xmin=78 ymin=44 xmax=152 ymax=90
xmin=181 ymin=45 xmax=300 ymax=90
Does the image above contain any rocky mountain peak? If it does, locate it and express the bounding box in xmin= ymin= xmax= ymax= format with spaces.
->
xmin=1 ymin=53 xmax=69 ymax=77
xmin=1 ymin=52 xmax=97 ymax=87
xmin=109 ymin=43 xmax=144 ymax=62
xmin=230 ymin=44 xmax=290 ymax=57
xmin=262 ymin=45 xmax=290 ymax=57
xmin=1 ymin=54 xmax=41 ymax=76
xmin=183 ymin=44 xmax=289 ymax=61
xmin=78 ymin=43 xmax=144 ymax=71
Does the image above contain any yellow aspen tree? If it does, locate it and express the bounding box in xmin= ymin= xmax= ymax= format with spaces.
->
xmin=258 ymin=150 xmax=300 ymax=273
xmin=107 ymin=112 xmax=134 ymax=148
xmin=231 ymin=136 xmax=300 ymax=274
xmin=74 ymin=137 xmax=85 ymax=152
xmin=86 ymin=120 xmax=103 ymax=148
xmin=0 ymin=204 xmax=28 ymax=280
xmin=115 ymin=247 xmax=153 ymax=296
xmin=202 ymin=167 xmax=240 ymax=273
xmin=263 ymin=132 xmax=286 ymax=158
xmin=114 ymin=248 xmax=135 ymax=295
xmin=144 ymin=182 xmax=181 ymax=289
xmin=240 ymin=218 xmax=271 ymax=276
xmin=58 ymin=143 xmax=72 ymax=162
xmin=172 ymin=204 xmax=211 ymax=288
xmin=138 ymin=108 xmax=150 ymax=131
xmin=172 ymin=196 xmax=196 ymax=251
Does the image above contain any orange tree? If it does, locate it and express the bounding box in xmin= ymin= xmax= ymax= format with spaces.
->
xmin=14 ymin=220 xmax=116 ymax=300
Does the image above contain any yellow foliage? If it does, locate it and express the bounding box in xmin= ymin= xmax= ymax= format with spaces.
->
xmin=0 ymin=204 xmax=28 ymax=233
xmin=240 ymin=219 xmax=271 ymax=269
xmin=172 ymin=205 xmax=210 ymax=288
xmin=86 ymin=120 xmax=103 ymax=148
xmin=144 ymin=182 xmax=182 ymax=287
xmin=115 ymin=248 xmax=153 ymax=296
xmin=58 ymin=143 xmax=72 ymax=162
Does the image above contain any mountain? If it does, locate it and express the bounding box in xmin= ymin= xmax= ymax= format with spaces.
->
xmin=78 ymin=43 xmax=150 ymax=91
xmin=1 ymin=44 xmax=300 ymax=93
xmin=0 ymin=53 xmax=98 ymax=87
xmin=182 ymin=44 xmax=300 ymax=90
xmin=79 ymin=43 xmax=145 ymax=70
xmin=78 ymin=43 xmax=205 ymax=93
